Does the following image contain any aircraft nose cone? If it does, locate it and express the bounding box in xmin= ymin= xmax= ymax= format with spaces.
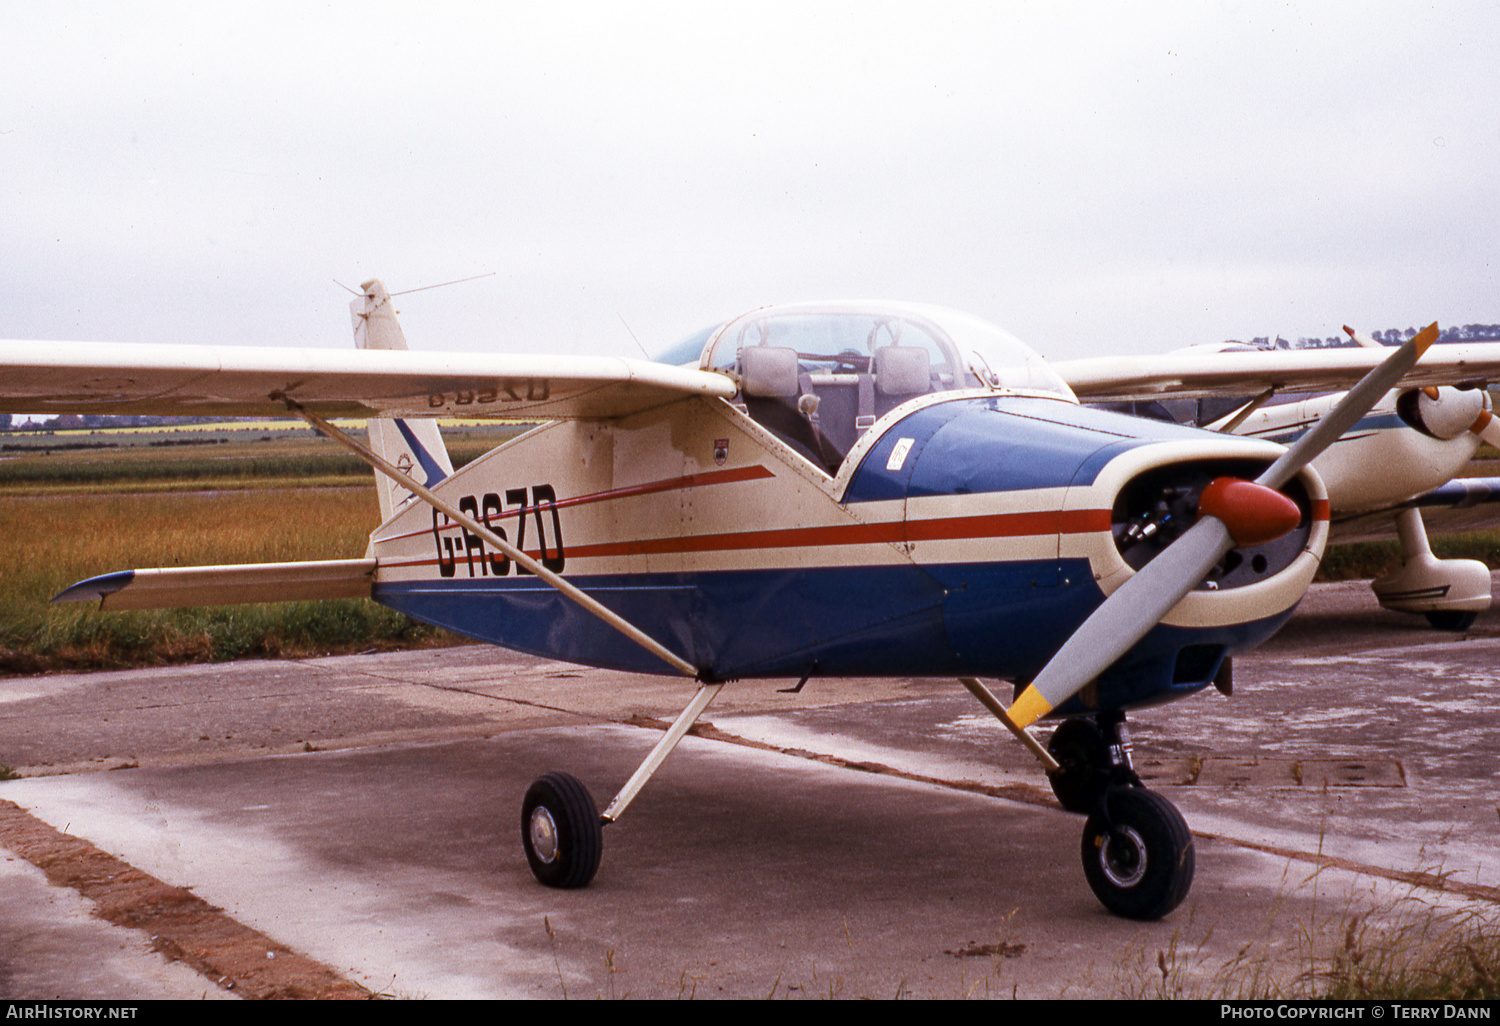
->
xmin=1414 ymin=385 xmax=1486 ymax=440
xmin=1196 ymin=477 xmax=1302 ymax=547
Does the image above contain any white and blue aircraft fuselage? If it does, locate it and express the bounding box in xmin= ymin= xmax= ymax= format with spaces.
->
xmin=8 ymin=283 xmax=1494 ymax=921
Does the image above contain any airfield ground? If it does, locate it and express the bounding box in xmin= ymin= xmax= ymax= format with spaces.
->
xmin=0 ymin=577 xmax=1497 ymax=999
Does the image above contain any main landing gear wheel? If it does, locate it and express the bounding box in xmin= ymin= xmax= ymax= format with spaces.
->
xmin=1081 ymin=787 xmax=1194 ymax=920
xmin=521 ymin=772 xmax=603 ymax=889
xmin=1425 ymin=610 xmax=1478 ymax=632
xmin=1047 ymin=718 xmax=1111 ymax=813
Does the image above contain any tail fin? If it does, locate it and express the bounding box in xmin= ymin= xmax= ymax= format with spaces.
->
xmin=351 ymin=279 xmax=455 ymax=521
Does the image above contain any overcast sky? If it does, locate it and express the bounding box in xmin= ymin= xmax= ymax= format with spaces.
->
xmin=3 ymin=1 xmax=1497 ymax=362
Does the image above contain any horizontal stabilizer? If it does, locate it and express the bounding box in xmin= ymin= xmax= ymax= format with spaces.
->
xmin=53 ymin=559 xmax=377 ymax=611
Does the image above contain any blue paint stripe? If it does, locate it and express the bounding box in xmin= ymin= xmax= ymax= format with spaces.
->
xmin=1411 ymin=475 xmax=1500 ymax=509
xmin=51 ymin=569 xmax=136 ymax=603
xmin=392 ymin=418 xmax=448 ymax=487
xmin=374 ymin=560 xmax=1290 ymax=713
xmin=1257 ymin=412 xmax=1407 ymax=446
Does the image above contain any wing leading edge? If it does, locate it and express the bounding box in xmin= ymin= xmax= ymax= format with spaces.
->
xmin=1054 ymin=337 xmax=1500 ymax=402
xmin=0 ymin=339 xmax=736 ymax=421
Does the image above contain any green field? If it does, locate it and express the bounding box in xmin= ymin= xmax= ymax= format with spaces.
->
xmin=0 ymin=421 xmax=526 ymax=494
xmin=0 ymin=422 xmax=527 ymax=672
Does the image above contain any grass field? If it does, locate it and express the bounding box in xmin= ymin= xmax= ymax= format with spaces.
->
xmin=0 ymin=487 xmax=452 ymax=673
xmin=0 ymin=422 xmax=535 ymax=672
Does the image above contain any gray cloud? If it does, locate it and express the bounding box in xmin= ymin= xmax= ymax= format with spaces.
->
xmin=3 ymin=2 xmax=1497 ymax=363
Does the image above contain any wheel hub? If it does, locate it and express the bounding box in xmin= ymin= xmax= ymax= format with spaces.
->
xmin=529 ymin=806 xmax=560 ymax=864
xmin=1098 ymin=825 xmax=1147 ymax=888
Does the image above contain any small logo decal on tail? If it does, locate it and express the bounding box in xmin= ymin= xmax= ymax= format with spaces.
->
xmin=393 ymin=418 xmax=449 ymax=488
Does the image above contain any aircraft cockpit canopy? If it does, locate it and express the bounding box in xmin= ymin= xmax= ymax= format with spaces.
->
xmin=697 ymin=302 xmax=1075 ymax=474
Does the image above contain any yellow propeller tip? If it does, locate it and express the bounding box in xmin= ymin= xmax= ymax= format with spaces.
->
xmin=1414 ymin=322 xmax=1440 ymax=357
xmin=1006 ymin=687 xmax=1054 ymax=731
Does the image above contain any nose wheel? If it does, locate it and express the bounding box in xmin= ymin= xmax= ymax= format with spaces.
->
xmin=1080 ymin=785 xmax=1194 ymax=920
xmin=1026 ymin=704 xmax=1195 ymax=918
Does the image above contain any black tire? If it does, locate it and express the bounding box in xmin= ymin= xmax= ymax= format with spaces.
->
xmin=1047 ymin=718 xmax=1111 ymax=813
xmin=1080 ymin=787 xmax=1194 ymax=920
xmin=521 ymin=772 xmax=603 ymax=889
xmin=1425 ymin=610 xmax=1478 ymax=632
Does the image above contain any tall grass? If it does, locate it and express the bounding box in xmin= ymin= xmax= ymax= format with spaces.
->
xmin=0 ymin=488 xmax=450 ymax=672
xmin=1118 ymin=889 xmax=1500 ymax=1000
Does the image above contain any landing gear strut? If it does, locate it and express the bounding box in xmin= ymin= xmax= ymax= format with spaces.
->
xmin=963 ymin=680 xmax=1195 ymax=920
xmin=1065 ymin=711 xmax=1194 ymax=920
xmin=519 ymin=682 xmax=724 ymax=890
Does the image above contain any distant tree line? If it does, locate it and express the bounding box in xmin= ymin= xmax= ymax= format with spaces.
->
xmin=1288 ymin=324 xmax=1500 ymax=349
xmin=3 ymin=413 xmax=240 ymax=431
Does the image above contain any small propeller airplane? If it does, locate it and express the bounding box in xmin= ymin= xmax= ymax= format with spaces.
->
xmin=1060 ymin=336 xmax=1500 ymax=631
xmin=7 ymin=281 xmax=1500 ymax=920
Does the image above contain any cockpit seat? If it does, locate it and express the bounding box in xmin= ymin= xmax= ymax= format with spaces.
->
xmin=741 ymin=346 xmax=800 ymax=398
xmin=874 ymin=345 xmax=931 ymax=398
xmin=739 ymin=346 xmax=845 ymax=475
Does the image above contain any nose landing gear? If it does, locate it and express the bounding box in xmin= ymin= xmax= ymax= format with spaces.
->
xmin=1043 ymin=708 xmax=1196 ymax=919
xmin=1081 ymin=784 xmax=1194 ymax=920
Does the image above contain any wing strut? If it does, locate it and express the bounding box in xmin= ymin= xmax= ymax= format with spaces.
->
xmin=283 ymin=401 xmax=700 ymax=679
xmin=600 ymin=682 xmax=724 ymax=824
xmin=1211 ymin=386 xmax=1276 ymax=433
xmin=958 ymin=677 xmax=1061 ymax=773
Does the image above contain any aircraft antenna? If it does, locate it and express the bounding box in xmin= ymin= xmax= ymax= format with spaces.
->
xmin=389 ymin=272 xmax=497 ymax=296
xmin=618 ymin=313 xmax=651 ymax=358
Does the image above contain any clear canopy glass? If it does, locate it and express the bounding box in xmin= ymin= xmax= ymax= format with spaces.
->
xmin=699 ymin=301 xmax=1075 ymax=400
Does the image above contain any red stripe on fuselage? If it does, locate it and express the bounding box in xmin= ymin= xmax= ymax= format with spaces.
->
xmin=562 ymin=508 xmax=1112 ymax=560
xmin=383 ymin=464 xmax=778 ymax=544
xmin=549 ymin=464 xmax=778 ymax=514
xmin=381 ymin=507 xmax=1112 ymax=570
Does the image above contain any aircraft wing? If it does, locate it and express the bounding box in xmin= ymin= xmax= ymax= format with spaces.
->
xmin=1330 ymin=476 xmax=1500 ymax=543
xmin=1053 ymin=343 xmax=1500 ymax=402
xmin=0 ymin=340 xmax=737 ymax=420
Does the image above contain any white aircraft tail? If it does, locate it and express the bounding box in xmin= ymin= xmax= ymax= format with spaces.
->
xmin=351 ymin=279 xmax=455 ymax=521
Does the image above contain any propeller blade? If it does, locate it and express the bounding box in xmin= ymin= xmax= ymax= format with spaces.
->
xmin=1006 ymin=515 xmax=1234 ymax=729
xmin=1257 ymin=322 xmax=1437 ymax=490
xmin=1004 ymin=321 xmax=1439 ymax=731
xmin=1470 ymin=408 xmax=1500 ymax=451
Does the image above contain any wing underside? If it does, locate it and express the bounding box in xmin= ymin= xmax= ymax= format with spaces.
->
xmin=1330 ymin=476 xmax=1500 ymax=543
xmin=1055 ymin=343 xmax=1500 ymax=402
xmin=0 ymin=340 xmax=737 ymax=421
